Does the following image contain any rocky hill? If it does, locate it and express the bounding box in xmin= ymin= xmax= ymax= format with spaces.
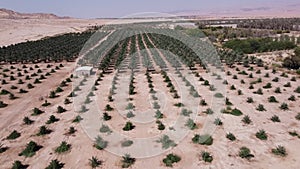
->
xmin=0 ymin=8 xmax=70 ymax=19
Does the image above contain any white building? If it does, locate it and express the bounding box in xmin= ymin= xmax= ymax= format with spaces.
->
xmin=75 ymin=66 xmax=93 ymax=76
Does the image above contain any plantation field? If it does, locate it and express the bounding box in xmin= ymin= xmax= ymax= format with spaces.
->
xmin=0 ymin=22 xmax=300 ymax=169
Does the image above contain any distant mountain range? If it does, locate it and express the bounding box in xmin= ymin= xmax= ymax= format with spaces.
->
xmin=1 ymin=7 xmax=299 ymax=20
xmin=0 ymin=8 xmax=70 ymax=19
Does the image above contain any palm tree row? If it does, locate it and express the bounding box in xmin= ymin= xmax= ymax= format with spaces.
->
xmin=0 ymin=31 xmax=95 ymax=63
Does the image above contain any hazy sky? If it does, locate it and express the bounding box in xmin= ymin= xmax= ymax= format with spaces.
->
xmin=0 ymin=0 xmax=299 ymax=18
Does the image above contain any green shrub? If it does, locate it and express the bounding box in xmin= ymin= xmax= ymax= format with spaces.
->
xmin=84 ymin=97 xmax=92 ymax=104
xmin=72 ymin=115 xmax=82 ymax=123
xmin=272 ymin=145 xmax=287 ymax=157
xmin=214 ymin=118 xmax=223 ymax=125
xmin=254 ymin=88 xmax=263 ymax=95
xmin=226 ymin=98 xmax=232 ymax=105
xmin=201 ymin=151 xmax=213 ymax=163
xmin=246 ymin=97 xmax=254 ymax=103
xmin=157 ymin=121 xmax=165 ymax=130
xmin=284 ymin=82 xmax=291 ymax=87
xmin=209 ymin=85 xmax=216 ymax=91
xmin=17 ymin=79 xmax=24 ymax=84
xmin=23 ymin=116 xmax=34 ymax=125
xmin=223 ymin=80 xmax=228 ymax=84
xmin=203 ymin=108 xmax=214 ymax=115
xmin=239 ymin=147 xmax=254 ymax=159
xmin=203 ymin=80 xmax=209 ymax=86
xmin=256 ymin=104 xmax=266 ymax=111
xmin=11 ymin=160 xmax=28 ymax=169
xmin=121 ymin=154 xmax=136 ymax=168
xmin=105 ymin=104 xmax=113 ymax=111
xmin=223 ymin=108 xmax=243 ymax=116
xmin=268 ymin=96 xmax=278 ymax=103
xmin=185 ymin=119 xmax=197 ymax=130
xmin=153 ymin=102 xmax=160 ymax=109
xmin=103 ymin=112 xmax=112 ymax=121
xmin=89 ymin=156 xmax=101 ymax=168
xmin=0 ymin=101 xmax=8 ymax=108
xmin=248 ymin=73 xmax=253 ymax=78
xmin=99 ymin=124 xmax=112 ymax=134
xmin=288 ymin=95 xmax=296 ymax=101
xmin=295 ymin=113 xmax=300 ymax=120
xmin=0 ymin=142 xmax=8 ymax=153
xmin=11 ymin=85 xmax=18 ymax=90
xmin=31 ymin=108 xmax=44 ymax=116
xmin=1 ymin=79 xmax=8 ymax=85
xmin=55 ymin=87 xmax=64 ymax=93
xmin=10 ymin=76 xmax=16 ymax=81
xmin=123 ymin=122 xmax=135 ymax=131
xmin=239 ymin=71 xmax=248 ymax=75
xmin=154 ymin=110 xmax=163 ymax=119
xmin=19 ymin=89 xmax=28 ymax=93
xmin=173 ymin=92 xmax=180 ymax=98
xmin=156 ymin=135 xmax=176 ymax=149
xmin=242 ymin=115 xmax=252 ymax=124
xmin=6 ymin=130 xmax=21 ymax=140
xmin=174 ymin=103 xmax=184 ymax=107
xmin=55 ymin=141 xmax=71 ymax=153
xmin=46 ymin=115 xmax=59 ymax=124
xmin=272 ymin=77 xmax=279 ymax=82
xmin=94 ymin=136 xmax=108 ymax=150
xmin=226 ymin=133 xmax=236 ymax=141
xmin=68 ymin=127 xmax=76 ymax=135
xmin=126 ymin=111 xmax=135 ymax=118
xmin=60 ymin=81 xmax=67 ymax=87
xmin=80 ymin=105 xmax=88 ymax=113
xmin=45 ymin=159 xmax=64 ymax=169
xmin=37 ymin=126 xmax=51 ymax=136
xmin=19 ymin=141 xmax=41 ymax=157
xmin=48 ymin=91 xmax=57 ymax=98
xmin=42 ymin=100 xmax=51 ymax=107
xmin=263 ymin=83 xmax=272 ymax=89
xmin=56 ymin=106 xmax=66 ymax=114
xmin=291 ymin=77 xmax=296 ymax=81
xmin=39 ymin=75 xmax=46 ymax=80
xmin=249 ymin=84 xmax=254 ymax=89
xmin=192 ymin=134 xmax=213 ymax=145
xmin=264 ymin=73 xmax=269 ymax=77
xmin=181 ymin=109 xmax=192 ymax=117
xmin=33 ymin=78 xmax=41 ymax=84
xmin=280 ymin=103 xmax=289 ymax=110
xmin=256 ymin=129 xmax=268 ymax=140
xmin=200 ymin=99 xmax=207 ymax=106
xmin=280 ymin=72 xmax=288 ymax=78
xmin=214 ymin=93 xmax=224 ymax=98
xmin=271 ymin=115 xmax=281 ymax=122
xmin=288 ymin=131 xmax=299 ymax=137
xmin=294 ymin=86 xmax=300 ymax=93
xmin=274 ymin=87 xmax=281 ymax=93
xmin=162 ymin=154 xmax=181 ymax=167
xmin=121 ymin=140 xmax=134 ymax=147
xmin=66 ymin=78 xmax=72 ymax=82
xmin=64 ymin=98 xmax=71 ymax=104
xmin=0 ymin=89 xmax=10 ymax=95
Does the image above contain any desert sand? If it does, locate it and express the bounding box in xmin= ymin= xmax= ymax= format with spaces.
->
xmin=0 ymin=18 xmax=299 ymax=169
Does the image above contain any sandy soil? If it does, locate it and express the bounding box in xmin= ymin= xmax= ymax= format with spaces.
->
xmin=1 ymin=55 xmax=300 ymax=169
xmin=0 ymin=19 xmax=110 ymax=47
xmin=0 ymin=19 xmax=300 ymax=169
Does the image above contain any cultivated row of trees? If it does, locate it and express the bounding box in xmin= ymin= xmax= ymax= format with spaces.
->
xmin=0 ymin=31 xmax=95 ymax=63
xmin=223 ymin=37 xmax=296 ymax=54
